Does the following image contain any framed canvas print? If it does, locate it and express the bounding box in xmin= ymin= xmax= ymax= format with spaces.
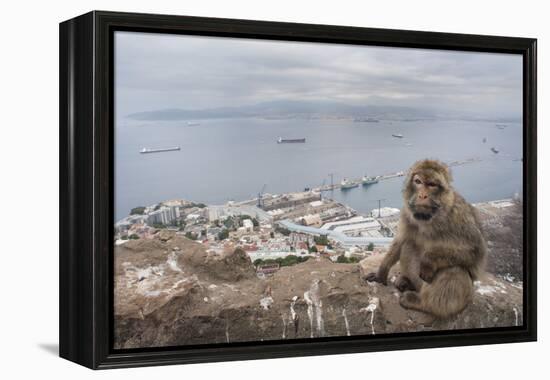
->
xmin=59 ymin=11 xmax=537 ymax=369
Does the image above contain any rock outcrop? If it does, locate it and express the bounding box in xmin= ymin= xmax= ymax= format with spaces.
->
xmin=114 ymin=231 xmax=523 ymax=349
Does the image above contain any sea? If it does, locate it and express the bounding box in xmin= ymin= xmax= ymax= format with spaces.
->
xmin=114 ymin=117 xmax=523 ymax=222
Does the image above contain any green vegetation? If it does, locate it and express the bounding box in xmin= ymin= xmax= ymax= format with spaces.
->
xmin=217 ymin=229 xmax=229 ymax=241
xmin=367 ymin=242 xmax=375 ymax=251
xmin=223 ymin=218 xmax=235 ymax=230
xmin=314 ymin=235 xmax=329 ymax=245
xmin=128 ymin=234 xmax=140 ymax=240
xmin=120 ymin=235 xmax=128 ymax=240
xmin=308 ymin=245 xmax=318 ymax=253
xmin=130 ymin=206 xmax=146 ymax=215
xmin=275 ymin=225 xmax=291 ymax=236
xmin=152 ymin=223 xmax=166 ymax=229
xmin=185 ymin=232 xmax=198 ymax=240
xmin=253 ymin=255 xmax=310 ymax=268
xmin=336 ymin=255 xmax=360 ymax=264
xmin=182 ymin=202 xmax=207 ymax=209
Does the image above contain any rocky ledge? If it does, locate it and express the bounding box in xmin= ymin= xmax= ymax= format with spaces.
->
xmin=114 ymin=231 xmax=523 ymax=349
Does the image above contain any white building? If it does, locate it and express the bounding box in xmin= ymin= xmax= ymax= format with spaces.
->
xmin=208 ymin=204 xmax=272 ymax=222
xmin=246 ymin=251 xmax=316 ymax=262
xmin=370 ymin=207 xmax=400 ymax=218
xmin=289 ymin=232 xmax=315 ymax=246
xmin=242 ymin=219 xmax=254 ymax=232
xmin=300 ymin=214 xmax=322 ymax=226
xmin=147 ymin=206 xmax=179 ymax=226
xmin=321 ymin=216 xmax=381 ymax=237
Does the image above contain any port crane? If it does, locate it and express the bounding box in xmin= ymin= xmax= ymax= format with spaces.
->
xmin=368 ymin=198 xmax=386 ymax=218
xmin=257 ymin=184 xmax=267 ymax=209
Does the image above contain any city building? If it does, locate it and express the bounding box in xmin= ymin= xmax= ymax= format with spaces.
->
xmin=370 ymin=207 xmax=400 ymax=218
xmin=321 ymin=216 xmax=381 ymax=237
xmin=261 ymin=191 xmax=321 ymax=211
xmin=289 ymin=232 xmax=315 ymax=246
xmin=208 ymin=204 xmax=272 ymax=223
xmin=242 ymin=218 xmax=254 ymax=232
xmin=300 ymin=214 xmax=322 ymax=227
xmin=147 ymin=206 xmax=179 ymax=226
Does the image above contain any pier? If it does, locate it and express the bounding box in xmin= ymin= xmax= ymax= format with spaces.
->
xmin=313 ymin=157 xmax=482 ymax=192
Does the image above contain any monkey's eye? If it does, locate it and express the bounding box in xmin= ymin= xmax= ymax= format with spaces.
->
xmin=414 ymin=178 xmax=422 ymax=185
xmin=426 ymin=182 xmax=439 ymax=188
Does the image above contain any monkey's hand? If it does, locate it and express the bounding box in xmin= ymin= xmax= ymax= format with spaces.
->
xmin=419 ymin=259 xmax=435 ymax=283
xmin=365 ymin=272 xmax=387 ymax=285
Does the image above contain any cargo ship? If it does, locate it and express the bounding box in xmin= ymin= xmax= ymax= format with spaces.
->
xmin=354 ymin=117 xmax=379 ymax=123
xmin=392 ymin=133 xmax=404 ymax=138
xmin=491 ymin=147 xmax=499 ymax=154
xmin=340 ymin=178 xmax=359 ymax=190
xmin=362 ymin=175 xmax=380 ymax=185
xmin=277 ymin=137 xmax=306 ymax=144
xmin=140 ymin=146 xmax=181 ymax=154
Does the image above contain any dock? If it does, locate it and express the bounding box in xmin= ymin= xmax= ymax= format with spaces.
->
xmin=313 ymin=157 xmax=482 ymax=192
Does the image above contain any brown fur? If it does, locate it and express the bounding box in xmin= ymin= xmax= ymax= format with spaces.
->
xmin=365 ymin=159 xmax=486 ymax=319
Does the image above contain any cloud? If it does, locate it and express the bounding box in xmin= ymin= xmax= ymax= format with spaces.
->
xmin=114 ymin=31 xmax=522 ymax=119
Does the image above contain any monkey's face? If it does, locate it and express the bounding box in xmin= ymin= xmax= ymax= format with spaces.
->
xmin=407 ymin=173 xmax=446 ymax=222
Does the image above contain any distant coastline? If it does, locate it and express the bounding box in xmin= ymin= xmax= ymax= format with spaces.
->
xmin=126 ymin=100 xmax=521 ymax=124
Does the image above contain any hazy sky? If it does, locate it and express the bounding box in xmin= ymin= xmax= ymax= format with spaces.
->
xmin=115 ymin=31 xmax=523 ymax=119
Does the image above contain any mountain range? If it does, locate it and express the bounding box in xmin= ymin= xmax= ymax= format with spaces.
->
xmin=126 ymin=100 xmax=519 ymax=123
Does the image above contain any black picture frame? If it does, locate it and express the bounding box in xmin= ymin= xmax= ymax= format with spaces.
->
xmin=59 ymin=10 xmax=537 ymax=369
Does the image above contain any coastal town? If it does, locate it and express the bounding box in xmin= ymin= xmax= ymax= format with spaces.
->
xmin=115 ymin=176 xmax=522 ymax=280
xmin=113 ymin=162 xmax=524 ymax=348
xmin=115 ymin=186 xmax=402 ymax=275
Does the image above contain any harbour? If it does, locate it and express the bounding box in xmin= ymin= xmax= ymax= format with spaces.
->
xmin=116 ymin=117 xmax=522 ymax=222
xmin=313 ymin=157 xmax=482 ymax=192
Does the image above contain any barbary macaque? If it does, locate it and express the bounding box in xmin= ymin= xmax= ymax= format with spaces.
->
xmin=366 ymin=159 xmax=486 ymax=318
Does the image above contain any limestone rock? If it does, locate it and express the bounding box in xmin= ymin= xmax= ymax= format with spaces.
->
xmin=114 ymin=238 xmax=523 ymax=349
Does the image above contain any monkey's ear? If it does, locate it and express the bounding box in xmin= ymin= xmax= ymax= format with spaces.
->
xmin=428 ymin=159 xmax=452 ymax=184
xmin=403 ymin=169 xmax=418 ymax=196
xmin=441 ymin=163 xmax=453 ymax=184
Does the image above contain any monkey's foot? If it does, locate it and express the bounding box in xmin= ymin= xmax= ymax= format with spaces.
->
xmin=365 ymin=272 xmax=387 ymax=285
xmin=399 ymin=291 xmax=422 ymax=310
xmin=419 ymin=260 xmax=435 ymax=283
xmin=395 ymin=276 xmax=416 ymax=292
